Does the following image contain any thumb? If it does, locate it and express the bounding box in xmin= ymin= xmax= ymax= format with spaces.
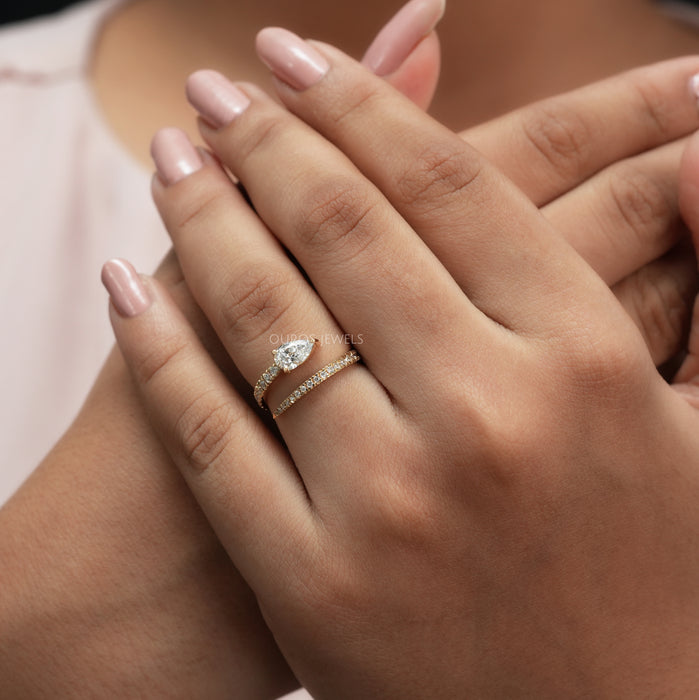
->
xmin=381 ymin=31 xmax=441 ymax=111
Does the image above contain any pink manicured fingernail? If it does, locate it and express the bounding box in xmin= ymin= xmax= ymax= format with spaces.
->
xmin=101 ymin=259 xmax=152 ymax=317
xmin=256 ymin=27 xmax=330 ymax=91
xmin=362 ymin=0 xmax=446 ymax=76
xmin=690 ymin=73 xmax=699 ymax=105
xmin=150 ymin=128 xmax=203 ymax=185
xmin=186 ymin=70 xmax=251 ymax=128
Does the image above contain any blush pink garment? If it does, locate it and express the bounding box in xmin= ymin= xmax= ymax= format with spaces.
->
xmin=0 ymin=3 xmax=314 ymax=697
xmin=0 ymin=0 xmax=168 ymax=504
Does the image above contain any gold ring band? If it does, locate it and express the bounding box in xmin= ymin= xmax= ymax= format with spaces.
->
xmin=254 ymin=338 xmax=318 ymax=408
xmin=273 ymin=349 xmax=360 ymax=419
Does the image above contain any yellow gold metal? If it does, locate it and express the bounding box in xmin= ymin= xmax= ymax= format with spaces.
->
xmin=254 ymin=337 xmax=318 ymax=408
xmin=273 ymin=349 xmax=360 ymax=419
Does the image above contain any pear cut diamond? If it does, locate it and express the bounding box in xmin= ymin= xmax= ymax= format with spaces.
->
xmin=273 ymin=338 xmax=316 ymax=372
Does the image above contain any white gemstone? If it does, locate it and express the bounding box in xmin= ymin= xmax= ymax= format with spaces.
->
xmin=273 ymin=339 xmax=316 ymax=372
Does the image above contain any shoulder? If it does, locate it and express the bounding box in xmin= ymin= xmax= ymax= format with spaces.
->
xmin=0 ymin=0 xmax=122 ymax=78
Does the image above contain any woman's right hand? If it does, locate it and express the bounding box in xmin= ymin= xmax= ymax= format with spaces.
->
xmin=108 ymin=38 xmax=699 ymax=695
xmin=369 ymin=0 xmax=699 ymax=366
xmin=2 ymin=10 xmax=699 ymax=695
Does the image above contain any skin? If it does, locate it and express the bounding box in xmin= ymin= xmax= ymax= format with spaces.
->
xmin=111 ymin=39 xmax=699 ymax=697
xmin=2 ymin=0 xmax=699 ymax=696
xmin=91 ymin=0 xmax=699 ymax=165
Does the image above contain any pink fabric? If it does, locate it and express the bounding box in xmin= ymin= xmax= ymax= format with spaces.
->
xmin=0 ymin=0 xmax=168 ymax=503
xmin=0 ymin=4 xmax=314 ymax=697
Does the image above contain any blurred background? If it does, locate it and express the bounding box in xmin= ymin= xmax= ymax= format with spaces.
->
xmin=2 ymin=0 xmax=699 ymax=27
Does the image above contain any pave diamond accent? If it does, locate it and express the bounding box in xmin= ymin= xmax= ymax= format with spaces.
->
xmin=273 ymin=349 xmax=361 ymax=419
xmin=254 ymin=338 xmax=317 ymax=408
xmin=253 ymin=364 xmax=281 ymax=407
xmin=273 ymin=339 xmax=316 ymax=373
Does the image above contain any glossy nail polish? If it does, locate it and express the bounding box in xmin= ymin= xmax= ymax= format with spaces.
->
xmin=186 ymin=70 xmax=251 ymax=129
xmin=101 ymin=259 xmax=152 ymax=317
xmin=150 ymin=128 xmax=203 ymax=185
xmin=690 ymin=73 xmax=699 ymax=105
xmin=362 ymin=0 xmax=446 ymax=76
xmin=256 ymin=27 xmax=330 ymax=91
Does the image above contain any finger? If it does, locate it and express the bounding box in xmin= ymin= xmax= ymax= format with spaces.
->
xmin=673 ymin=131 xmax=699 ymax=390
xmin=381 ymin=31 xmax=441 ymax=111
xmin=151 ymin=250 xmax=274 ymax=420
xmin=361 ymin=0 xmax=444 ymax=111
xmin=462 ymin=57 xmax=699 ymax=206
xmin=679 ymin=130 xmax=699 ymax=254
xmin=149 ymin=129 xmax=391 ymax=473
xmin=101 ymin=260 xmax=314 ymax=591
xmin=241 ymin=31 xmax=610 ymax=333
xmin=544 ymin=139 xmax=684 ymax=285
xmin=183 ymin=72 xmax=494 ymax=387
xmin=613 ymin=243 xmax=698 ymax=367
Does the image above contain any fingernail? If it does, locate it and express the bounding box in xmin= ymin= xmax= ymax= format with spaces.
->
xmin=150 ymin=128 xmax=203 ymax=185
xmin=256 ymin=27 xmax=330 ymax=91
xmin=101 ymin=259 xmax=152 ymax=317
xmin=362 ymin=0 xmax=446 ymax=76
xmin=690 ymin=73 xmax=699 ymax=106
xmin=186 ymin=70 xmax=251 ymax=129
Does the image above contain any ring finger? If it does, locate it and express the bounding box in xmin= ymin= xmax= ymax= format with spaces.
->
xmin=150 ymin=130 xmax=387 ymax=474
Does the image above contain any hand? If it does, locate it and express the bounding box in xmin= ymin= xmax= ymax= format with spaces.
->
xmin=0 ymin=5 xmax=444 ymax=695
xmin=5 ymin=0 xmax=694 ymax=693
xmin=107 ymin=31 xmax=699 ymax=698
xmin=0 ymin=250 xmax=296 ymax=698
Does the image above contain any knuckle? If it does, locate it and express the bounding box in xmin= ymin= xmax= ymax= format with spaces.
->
xmin=607 ymin=165 xmax=676 ymax=244
xmin=520 ymin=98 xmax=592 ymax=181
xmin=394 ymin=140 xmax=482 ymax=211
xmin=365 ymin=468 xmax=440 ymax=547
xmin=235 ymin=111 xmax=287 ymax=169
xmin=560 ymin=328 xmax=646 ymax=395
xmin=175 ymin=393 xmax=242 ymax=473
xmin=431 ymin=378 xmax=551 ymax=487
xmin=132 ymin=332 xmax=189 ymax=388
xmin=297 ymin=177 xmax=381 ymax=256
xmin=469 ymin=405 xmax=549 ymax=481
xmin=218 ymin=268 xmax=295 ymax=346
xmin=175 ymin=187 xmax=233 ymax=232
xmin=326 ymin=82 xmax=384 ymax=128
xmin=629 ymin=73 xmax=673 ymax=141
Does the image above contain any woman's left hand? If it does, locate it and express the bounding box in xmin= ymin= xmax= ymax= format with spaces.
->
xmin=106 ymin=33 xmax=699 ymax=698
